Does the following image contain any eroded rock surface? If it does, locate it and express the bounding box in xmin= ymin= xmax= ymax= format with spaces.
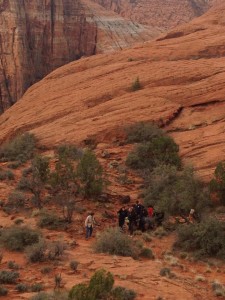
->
xmin=0 ymin=2 xmax=225 ymax=180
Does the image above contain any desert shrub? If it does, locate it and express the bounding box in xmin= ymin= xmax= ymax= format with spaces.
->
xmin=212 ymin=281 xmax=225 ymax=297
xmin=95 ymin=227 xmax=139 ymax=258
xmin=0 ymin=133 xmax=36 ymax=162
xmin=0 ymin=270 xmax=19 ymax=284
xmin=210 ymin=161 xmax=225 ymax=205
xmin=159 ymin=267 xmax=171 ymax=277
xmin=16 ymin=283 xmax=29 ymax=293
xmin=26 ymin=240 xmax=46 ymax=263
xmin=126 ymin=122 xmax=163 ymax=144
xmin=0 ymin=253 xmax=3 ymax=264
xmin=0 ymin=226 xmax=40 ymax=251
xmin=0 ymin=169 xmax=14 ymax=181
xmin=31 ymin=283 xmax=44 ymax=292
xmin=111 ymin=286 xmax=136 ymax=300
xmin=8 ymin=261 xmax=19 ymax=270
xmin=37 ymin=211 xmax=66 ymax=230
xmin=144 ymin=165 xmax=210 ymax=216
xmin=14 ymin=218 xmax=24 ymax=225
xmin=41 ymin=266 xmax=52 ymax=274
xmin=0 ymin=285 xmax=8 ymax=296
xmin=69 ymin=283 xmax=88 ymax=300
xmin=139 ymin=247 xmax=154 ymax=259
xmin=56 ymin=144 xmax=81 ymax=160
xmin=131 ymin=76 xmax=141 ymax=92
xmin=77 ymin=149 xmax=105 ymax=198
xmin=175 ymin=218 xmax=225 ymax=259
xmin=6 ymin=191 xmax=26 ymax=211
xmin=30 ymin=292 xmax=49 ymax=300
xmin=126 ymin=136 xmax=181 ymax=171
xmin=69 ymin=269 xmax=136 ymax=300
xmin=17 ymin=176 xmax=31 ymax=190
xmin=47 ymin=241 xmax=65 ymax=260
xmin=70 ymin=260 xmax=79 ymax=272
xmin=7 ymin=161 xmax=21 ymax=169
xmin=88 ymin=269 xmax=114 ymax=299
xmin=22 ymin=167 xmax=33 ymax=177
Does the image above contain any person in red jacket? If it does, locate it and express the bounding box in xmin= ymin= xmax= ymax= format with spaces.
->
xmin=147 ymin=205 xmax=154 ymax=218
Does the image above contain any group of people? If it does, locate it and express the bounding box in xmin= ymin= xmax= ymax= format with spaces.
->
xmin=84 ymin=201 xmax=165 ymax=240
xmin=117 ymin=201 xmax=164 ymax=234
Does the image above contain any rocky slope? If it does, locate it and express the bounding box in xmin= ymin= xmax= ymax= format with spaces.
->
xmin=91 ymin=0 xmax=216 ymax=30
xmin=0 ymin=2 xmax=225 ymax=180
xmin=0 ymin=0 xmax=156 ymax=113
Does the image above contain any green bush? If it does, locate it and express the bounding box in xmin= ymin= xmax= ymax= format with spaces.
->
xmin=31 ymin=283 xmax=44 ymax=292
xmin=40 ymin=266 xmax=52 ymax=274
xmin=159 ymin=267 xmax=171 ymax=277
xmin=0 ymin=169 xmax=14 ymax=181
xmin=131 ymin=76 xmax=141 ymax=92
xmin=139 ymin=247 xmax=154 ymax=259
xmin=126 ymin=136 xmax=181 ymax=170
xmin=210 ymin=161 xmax=225 ymax=205
xmin=8 ymin=261 xmax=19 ymax=270
xmin=69 ymin=283 xmax=88 ymax=300
xmin=37 ymin=211 xmax=66 ymax=230
xmin=0 ymin=285 xmax=8 ymax=296
xmin=0 ymin=270 xmax=19 ymax=284
xmin=111 ymin=286 xmax=136 ymax=300
xmin=26 ymin=240 xmax=46 ymax=263
xmin=16 ymin=283 xmax=29 ymax=293
xmin=7 ymin=161 xmax=21 ymax=169
xmin=0 ymin=133 xmax=36 ymax=162
xmin=144 ymin=165 xmax=210 ymax=215
xmin=30 ymin=292 xmax=49 ymax=300
xmin=77 ymin=149 xmax=105 ymax=198
xmin=95 ymin=227 xmax=139 ymax=258
xmin=0 ymin=226 xmax=40 ymax=251
xmin=6 ymin=191 xmax=26 ymax=211
xmin=175 ymin=218 xmax=225 ymax=259
xmin=69 ymin=269 xmax=137 ymax=300
xmin=56 ymin=145 xmax=81 ymax=160
xmin=70 ymin=260 xmax=79 ymax=272
xmin=126 ymin=122 xmax=163 ymax=144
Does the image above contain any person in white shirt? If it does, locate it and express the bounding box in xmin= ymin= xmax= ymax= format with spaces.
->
xmin=85 ymin=212 xmax=96 ymax=239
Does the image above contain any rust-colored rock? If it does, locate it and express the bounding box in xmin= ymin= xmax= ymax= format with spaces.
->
xmin=91 ymin=0 xmax=217 ymax=30
xmin=0 ymin=3 xmax=225 ymax=180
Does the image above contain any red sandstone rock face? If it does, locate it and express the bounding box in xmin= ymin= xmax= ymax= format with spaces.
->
xmin=0 ymin=3 xmax=225 ymax=180
xmin=0 ymin=0 xmax=97 ymax=112
xmin=91 ymin=0 xmax=216 ymax=30
xmin=0 ymin=0 xmax=217 ymax=112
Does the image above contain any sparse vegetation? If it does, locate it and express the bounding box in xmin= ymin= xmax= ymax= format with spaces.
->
xmin=70 ymin=260 xmax=79 ymax=272
xmin=41 ymin=266 xmax=52 ymax=275
xmin=0 ymin=270 xmax=19 ymax=284
xmin=0 ymin=226 xmax=40 ymax=251
xmin=131 ymin=76 xmax=141 ymax=92
xmin=20 ymin=155 xmax=50 ymax=208
xmin=0 ymin=133 xmax=36 ymax=163
xmin=69 ymin=269 xmax=136 ymax=300
xmin=210 ymin=161 xmax=225 ymax=205
xmin=31 ymin=283 xmax=44 ymax=292
xmin=8 ymin=261 xmax=19 ymax=270
xmin=144 ymin=165 xmax=210 ymax=216
xmin=16 ymin=283 xmax=29 ymax=293
xmin=126 ymin=122 xmax=163 ymax=144
xmin=126 ymin=135 xmax=181 ymax=171
xmin=95 ymin=227 xmax=139 ymax=258
xmin=139 ymin=247 xmax=154 ymax=259
xmin=175 ymin=218 xmax=225 ymax=259
xmin=5 ymin=191 xmax=26 ymax=212
xmin=0 ymin=285 xmax=8 ymax=296
xmin=77 ymin=149 xmax=105 ymax=198
xmin=212 ymin=280 xmax=225 ymax=297
xmin=0 ymin=169 xmax=14 ymax=181
xmin=37 ymin=211 xmax=66 ymax=230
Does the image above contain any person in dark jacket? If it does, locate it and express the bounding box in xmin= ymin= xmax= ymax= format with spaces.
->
xmin=117 ymin=206 xmax=128 ymax=229
xmin=127 ymin=205 xmax=138 ymax=235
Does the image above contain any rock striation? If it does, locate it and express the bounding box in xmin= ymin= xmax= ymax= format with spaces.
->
xmin=0 ymin=0 xmax=217 ymax=112
xmin=0 ymin=2 xmax=225 ymax=180
xmin=91 ymin=0 xmax=215 ymax=31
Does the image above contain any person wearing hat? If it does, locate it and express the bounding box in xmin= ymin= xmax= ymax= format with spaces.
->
xmin=85 ymin=212 xmax=96 ymax=239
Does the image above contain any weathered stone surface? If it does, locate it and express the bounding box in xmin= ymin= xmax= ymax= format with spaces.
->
xmin=91 ymin=0 xmax=216 ymax=30
xmin=0 ymin=2 xmax=225 ymax=180
xmin=0 ymin=0 xmax=218 ymax=112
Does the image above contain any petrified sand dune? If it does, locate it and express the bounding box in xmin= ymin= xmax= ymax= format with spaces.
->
xmin=0 ymin=3 xmax=225 ymax=180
